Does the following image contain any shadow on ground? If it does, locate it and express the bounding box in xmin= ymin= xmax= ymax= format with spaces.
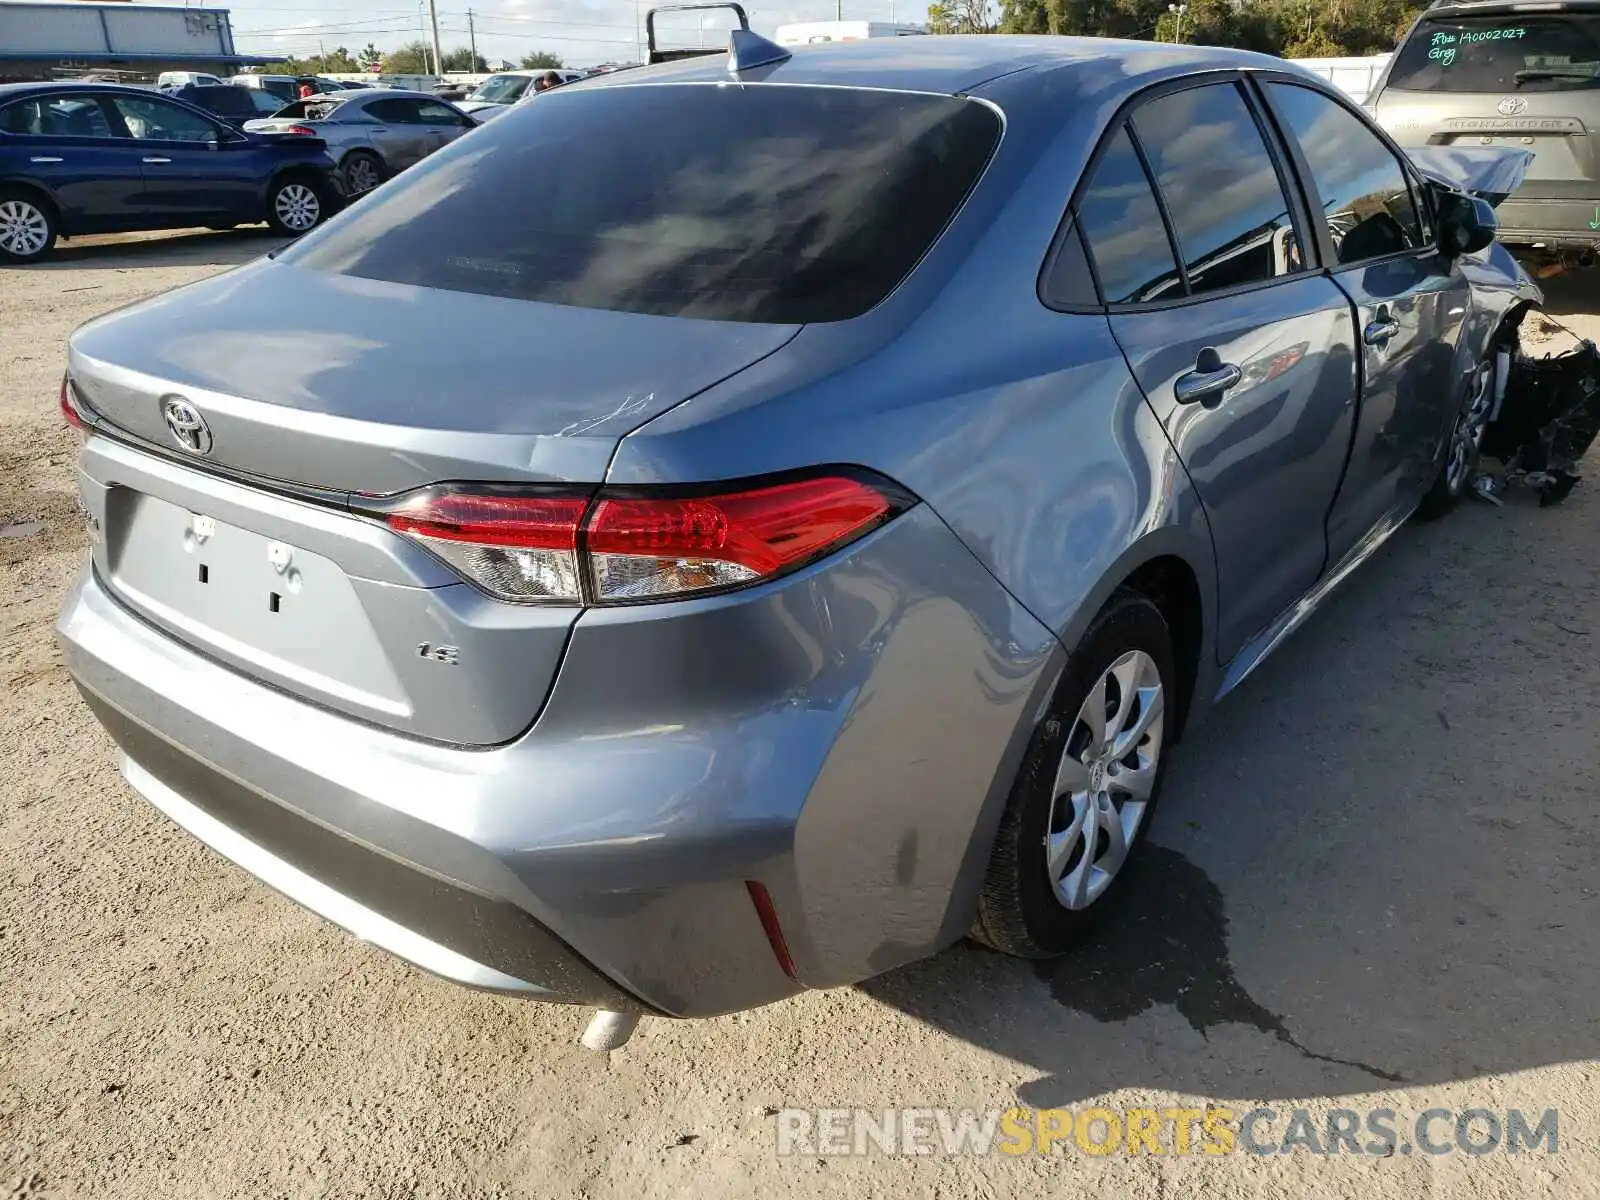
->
xmin=863 ymin=435 xmax=1600 ymax=1106
xmin=29 ymin=227 xmax=286 ymax=271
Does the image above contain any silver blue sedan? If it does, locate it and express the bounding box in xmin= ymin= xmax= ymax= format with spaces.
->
xmin=59 ymin=35 xmax=1538 ymax=1047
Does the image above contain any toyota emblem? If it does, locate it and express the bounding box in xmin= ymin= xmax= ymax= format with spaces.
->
xmin=1497 ymin=95 xmax=1528 ymax=116
xmin=161 ymin=396 xmax=213 ymax=455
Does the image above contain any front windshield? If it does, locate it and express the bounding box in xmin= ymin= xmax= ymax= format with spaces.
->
xmin=469 ymin=74 xmax=530 ymax=103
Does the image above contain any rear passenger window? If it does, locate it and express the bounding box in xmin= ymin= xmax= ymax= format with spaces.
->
xmin=1131 ymin=83 xmax=1304 ymax=295
xmin=0 ymin=96 xmax=111 ymax=138
xmin=1076 ymin=127 xmax=1183 ymax=304
xmin=1267 ymin=83 xmax=1426 ymax=265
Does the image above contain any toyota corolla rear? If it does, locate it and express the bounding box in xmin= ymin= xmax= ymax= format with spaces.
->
xmin=56 ymin=75 xmax=1059 ymax=1023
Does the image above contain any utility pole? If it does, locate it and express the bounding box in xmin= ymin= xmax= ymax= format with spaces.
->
xmin=468 ymin=9 xmax=478 ymax=71
xmin=836 ymin=0 xmax=842 ymax=18
xmin=318 ymin=37 xmax=326 ymax=71
xmin=426 ymin=0 xmax=445 ymax=78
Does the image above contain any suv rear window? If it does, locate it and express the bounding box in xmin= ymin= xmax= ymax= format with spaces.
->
xmin=281 ymin=84 xmax=1002 ymax=323
xmin=1388 ymin=13 xmax=1600 ymax=92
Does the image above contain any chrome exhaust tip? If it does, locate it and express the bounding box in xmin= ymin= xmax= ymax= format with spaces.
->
xmin=580 ymin=1010 xmax=641 ymax=1052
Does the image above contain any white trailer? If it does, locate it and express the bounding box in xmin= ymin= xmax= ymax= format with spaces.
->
xmin=1288 ymin=54 xmax=1392 ymax=106
xmin=773 ymin=21 xmax=926 ymax=46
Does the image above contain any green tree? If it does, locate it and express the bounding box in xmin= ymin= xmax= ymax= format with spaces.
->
xmin=382 ymin=40 xmax=435 ymax=74
xmin=519 ymin=51 xmax=564 ymax=69
xmin=928 ymin=0 xmax=999 ymax=33
xmin=358 ymin=43 xmax=383 ymax=70
xmin=442 ymin=47 xmax=488 ymax=71
xmin=996 ymin=0 xmax=1424 ymax=55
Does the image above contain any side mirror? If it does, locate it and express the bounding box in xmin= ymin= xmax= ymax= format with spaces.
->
xmin=1433 ymin=187 xmax=1497 ymax=258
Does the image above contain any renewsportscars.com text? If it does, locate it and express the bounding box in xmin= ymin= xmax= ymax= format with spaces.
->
xmin=776 ymin=1106 xmax=1560 ymax=1158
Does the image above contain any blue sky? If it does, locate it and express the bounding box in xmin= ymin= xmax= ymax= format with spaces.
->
xmin=226 ymin=0 xmax=932 ymax=70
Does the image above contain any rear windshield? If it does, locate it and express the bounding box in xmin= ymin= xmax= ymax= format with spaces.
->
xmin=282 ymin=84 xmax=1002 ymax=324
xmin=1388 ymin=14 xmax=1600 ymax=91
xmin=271 ymin=98 xmax=345 ymax=120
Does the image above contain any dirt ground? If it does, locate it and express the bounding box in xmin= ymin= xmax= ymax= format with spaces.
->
xmin=3 ymin=230 xmax=1600 ymax=1200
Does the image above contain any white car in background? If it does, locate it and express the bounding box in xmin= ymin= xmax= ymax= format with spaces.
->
xmin=157 ymin=71 xmax=224 ymax=90
xmin=456 ymin=69 xmax=584 ymax=120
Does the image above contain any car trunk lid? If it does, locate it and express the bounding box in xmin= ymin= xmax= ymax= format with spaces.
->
xmin=67 ymin=259 xmax=798 ymax=745
xmin=67 ymin=257 xmax=800 ymax=494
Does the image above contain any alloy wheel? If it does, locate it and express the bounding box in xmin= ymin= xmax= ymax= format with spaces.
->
xmin=345 ymin=158 xmax=380 ymax=195
xmin=0 ymin=199 xmax=49 ymax=258
xmin=1446 ymin=363 xmax=1495 ymax=494
xmin=274 ymin=184 xmax=321 ymax=233
xmin=1045 ymin=649 xmax=1165 ymax=910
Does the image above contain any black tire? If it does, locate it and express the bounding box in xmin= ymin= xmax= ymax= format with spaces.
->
xmin=340 ymin=151 xmax=384 ymax=197
xmin=1416 ymin=357 xmax=1495 ymax=520
xmin=0 ymin=187 xmax=58 ymax=263
xmin=973 ymin=589 xmax=1177 ymax=958
xmin=264 ymin=174 xmax=327 ymax=237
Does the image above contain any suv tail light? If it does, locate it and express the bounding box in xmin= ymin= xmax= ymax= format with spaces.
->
xmin=364 ymin=471 xmax=911 ymax=606
xmin=283 ymin=124 xmax=318 ymax=136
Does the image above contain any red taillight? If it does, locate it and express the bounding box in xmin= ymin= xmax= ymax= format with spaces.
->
xmin=384 ymin=490 xmax=589 ymax=604
xmin=60 ymin=376 xmax=89 ymax=433
xmin=284 ymin=124 xmax=317 ymax=136
xmin=745 ymin=881 xmax=799 ymax=981
xmin=370 ymin=472 xmax=908 ymax=606
xmin=586 ymin=476 xmax=893 ymax=602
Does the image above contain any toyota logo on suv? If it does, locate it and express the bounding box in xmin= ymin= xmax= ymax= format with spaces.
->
xmin=1497 ymin=96 xmax=1528 ymax=116
xmin=161 ymin=396 xmax=213 ymax=455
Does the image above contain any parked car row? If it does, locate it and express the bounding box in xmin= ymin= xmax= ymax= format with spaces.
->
xmin=0 ymin=83 xmax=343 ymax=261
xmin=243 ymin=90 xmax=478 ymax=196
xmin=0 ymin=79 xmax=481 ymax=260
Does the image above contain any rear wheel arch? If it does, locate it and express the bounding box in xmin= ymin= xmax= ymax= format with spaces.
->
xmin=1054 ymin=536 xmax=1215 ymax=745
xmin=0 ymin=179 xmax=60 ymax=225
xmin=1118 ymin=554 xmax=1204 ymax=742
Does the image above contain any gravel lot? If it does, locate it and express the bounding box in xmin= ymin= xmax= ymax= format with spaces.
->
xmin=3 ymin=230 xmax=1600 ymax=1199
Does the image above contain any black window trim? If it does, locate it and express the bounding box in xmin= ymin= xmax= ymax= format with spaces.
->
xmin=1250 ymin=73 xmax=1443 ymax=276
xmin=1039 ymin=69 xmax=1324 ymax=315
xmin=1124 ymin=118 xmax=1193 ymax=298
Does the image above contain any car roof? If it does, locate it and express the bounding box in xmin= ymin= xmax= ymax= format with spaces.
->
xmin=312 ymin=88 xmax=421 ymax=102
xmin=0 ymin=81 xmax=181 ymax=102
xmin=579 ymin=34 xmax=1289 ymax=98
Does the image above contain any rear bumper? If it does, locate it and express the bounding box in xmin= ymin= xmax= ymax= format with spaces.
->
xmin=1492 ymin=193 xmax=1600 ymax=248
xmin=58 ymin=502 xmax=1059 ymax=1017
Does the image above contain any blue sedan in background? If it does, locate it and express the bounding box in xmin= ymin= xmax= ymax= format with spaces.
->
xmin=0 ymin=82 xmax=343 ymax=262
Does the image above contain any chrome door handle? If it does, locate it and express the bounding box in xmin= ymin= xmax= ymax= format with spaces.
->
xmin=1174 ymin=347 xmax=1242 ymax=406
xmin=142 ymin=156 xmax=172 ymax=164
xmin=1364 ymin=305 xmax=1400 ymax=346
xmin=29 ymin=156 xmax=63 ymax=164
